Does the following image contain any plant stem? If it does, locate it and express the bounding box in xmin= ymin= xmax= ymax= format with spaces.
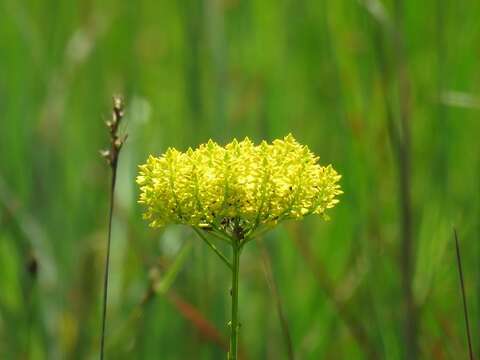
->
xmin=100 ymin=96 xmax=126 ymax=360
xmin=100 ymin=166 xmax=117 ymax=360
xmin=193 ymin=227 xmax=232 ymax=270
xmin=454 ymin=229 xmax=474 ymax=360
xmin=228 ymin=235 xmax=241 ymax=360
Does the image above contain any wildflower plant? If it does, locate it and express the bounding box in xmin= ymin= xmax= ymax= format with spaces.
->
xmin=137 ymin=134 xmax=342 ymax=359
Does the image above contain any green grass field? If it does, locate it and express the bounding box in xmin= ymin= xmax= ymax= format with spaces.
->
xmin=1 ymin=0 xmax=480 ymax=359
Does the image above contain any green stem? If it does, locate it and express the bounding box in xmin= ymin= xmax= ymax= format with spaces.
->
xmin=193 ymin=227 xmax=232 ymax=270
xmin=100 ymin=152 xmax=118 ymax=360
xmin=209 ymin=228 xmax=233 ymax=244
xmin=229 ymin=235 xmax=241 ymax=360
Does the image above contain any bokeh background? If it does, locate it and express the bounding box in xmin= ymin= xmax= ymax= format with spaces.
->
xmin=1 ymin=0 xmax=480 ymax=359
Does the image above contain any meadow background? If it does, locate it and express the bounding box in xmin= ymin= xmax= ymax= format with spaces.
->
xmin=1 ymin=0 xmax=480 ymax=359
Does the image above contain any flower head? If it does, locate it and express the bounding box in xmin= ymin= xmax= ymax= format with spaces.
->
xmin=137 ymin=134 xmax=342 ymax=236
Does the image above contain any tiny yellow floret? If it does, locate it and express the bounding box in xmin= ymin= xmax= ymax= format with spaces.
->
xmin=136 ymin=134 xmax=342 ymax=235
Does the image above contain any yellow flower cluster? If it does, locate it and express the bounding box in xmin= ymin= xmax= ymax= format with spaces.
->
xmin=137 ymin=134 xmax=342 ymax=234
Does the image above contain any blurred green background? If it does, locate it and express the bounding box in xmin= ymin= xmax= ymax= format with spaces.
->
xmin=1 ymin=0 xmax=480 ymax=359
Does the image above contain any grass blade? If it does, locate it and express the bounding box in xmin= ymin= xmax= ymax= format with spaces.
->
xmin=453 ymin=228 xmax=475 ymax=360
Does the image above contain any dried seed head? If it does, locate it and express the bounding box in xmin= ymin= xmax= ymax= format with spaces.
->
xmin=114 ymin=139 xmax=123 ymax=150
xmin=100 ymin=149 xmax=111 ymax=160
xmin=113 ymin=95 xmax=124 ymax=112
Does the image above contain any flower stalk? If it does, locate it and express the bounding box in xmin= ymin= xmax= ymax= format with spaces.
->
xmin=99 ymin=96 xmax=127 ymax=360
xmin=192 ymin=227 xmax=232 ymax=270
xmin=228 ymin=230 xmax=241 ymax=360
